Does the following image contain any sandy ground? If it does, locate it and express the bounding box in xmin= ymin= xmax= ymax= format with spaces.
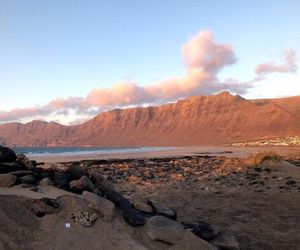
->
xmin=30 ymin=145 xmax=300 ymax=163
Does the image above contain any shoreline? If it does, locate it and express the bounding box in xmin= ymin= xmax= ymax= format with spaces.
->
xmin=28 ymin=145 xmax=300 ymax=163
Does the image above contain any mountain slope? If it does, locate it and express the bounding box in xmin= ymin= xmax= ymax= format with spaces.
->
xmin=0 ymin=91 xmax=299 ymax=147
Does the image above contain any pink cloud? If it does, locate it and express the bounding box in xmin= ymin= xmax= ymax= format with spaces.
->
xmin=255 ymin=50 xmax=297 ymax=75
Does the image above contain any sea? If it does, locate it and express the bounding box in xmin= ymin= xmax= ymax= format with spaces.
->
xmin=12 ymin=146 xmax=175 ymax=157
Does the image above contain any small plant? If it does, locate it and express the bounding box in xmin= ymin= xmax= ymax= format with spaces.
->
xmin=252 ymin=151 xmax=282 ymax=165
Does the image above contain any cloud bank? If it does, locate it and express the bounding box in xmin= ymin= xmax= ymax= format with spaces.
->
xmin=0 ymin=31 xmax=297 ymax=124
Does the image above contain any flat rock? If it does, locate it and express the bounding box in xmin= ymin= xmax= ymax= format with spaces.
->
xmin=82 ymin=191 xmax=115 ymax=222
xmin=210 ymin=233 xmax=241 ymax=250
xmin=0 ymin=146 xmax=16 ymax=163
xmin=69 ymin=176 xmax=98 ymax=194
xmin=145 ymin=215 xmax=185 ymax=244
xmin=148 ymin=199 xmax=177 ymax=220
xmin=9 ymin=170 xmax=34 ymax=177
xmin=0 ymin=173 xmax=17 ymax=187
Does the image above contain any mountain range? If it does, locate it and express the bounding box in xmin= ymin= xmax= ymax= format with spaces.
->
xmin=0 ymin=91 xmax=299 ymax=147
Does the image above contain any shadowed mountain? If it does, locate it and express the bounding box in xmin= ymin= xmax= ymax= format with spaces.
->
xmin=0 ymin=91 xmax=299 ymax=147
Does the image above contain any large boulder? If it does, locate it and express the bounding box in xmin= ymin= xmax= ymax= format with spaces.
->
xmin=52 ymin=172 xmax=70 ymax=190
xmin=145 ymin=215 xmax=185 ymax=244
xmin=148 ymin=199 xmax=177 ymax=220
xmin=82 ymin=191 xmax=115 ymax=222
xmin=68 ymin=163 xmax=89 ymax=180
xmin=91 ymin=172 xmax=114 ymax=192
xmin=0 ymin=173 xmax=17 ymax=187
xmin=69 ymin=176 xmax=99 ymax=194
xmin=0 ymin=146 xmax=16 ymax=163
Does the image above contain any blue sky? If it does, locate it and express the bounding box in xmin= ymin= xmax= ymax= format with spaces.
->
xmin=0 ymin=0 xmax=299 ymax=124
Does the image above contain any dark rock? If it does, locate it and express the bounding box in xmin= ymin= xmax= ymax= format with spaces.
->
xmin=68 ymin=163 xmax=89 ymax=180
xmin=52 ymin=172 xmax=70 ymax=190
xmin=119 ymin=197 xmax=133 ymax=211
xmin=91 ymin=172 xmax=114 ymax=192
xmin=20 ymin=183 xmax=36 ymax=188
xmin=104 ymin=190 xmax=123 ymax=206
xmin=69 ymin=175 xmax=98 ymax=194
xmin=19 ymin=175 xmax=37 ymax=185
xmin=148 ymin=199 xmax=177 ymax=220
xmin=286 ymin=180 xmax=296 ymax=186
xmin=122 ymin=208 xmax=147 ymax=226
xmin=0 ymin=162 xmax=27 ymax=174
xmin=9 ymin=170 xmax=34 ymax=177
xmin=0 ymin=173 xmax=17 ymax=187
xmin=0 ymin=146 xmax=16 ymax=163
xmin=40 ymin=197 xmax=59 ymax=209
xmin=182 ymin=221 xmax=219 ymax=240
xmin=210 ymin=233 xmax=241 ymax=250
xmin=16 ymin=154 xmax=35 ymax=170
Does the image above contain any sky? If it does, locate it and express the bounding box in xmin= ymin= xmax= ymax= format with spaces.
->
xmin=0 ymin=0 xmax=299 ymax=125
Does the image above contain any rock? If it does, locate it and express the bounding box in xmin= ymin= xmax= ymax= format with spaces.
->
xmin=69 ymin=176 xmax=99 ymax=194
xmin=68 ymin=163 xmax=89 ymax=180
xmin=91 ymin=172 xmax=114 ymax=192
xmin=71 ymin=210 xmax=97 ymax=227
xmin=103 ymin=190 xmax=123 ymax=206
xmin=52 ymin=172 xmax=70 ymax=190
xmin=145 ymin=215 xmax=185 ymax=244
xmin=134 ymin=202 xmax=153 ymax=214
xmin=148 ymin=199 xmax=177 ymax=220
xmin=9 ymin=170 xmax=34 ymax=177
xmin=182 ymin=221 xmax=219 ymax=240
xmin=20 ymin=183 xmax=36 ymax=188
xmin=122 ymin=208 xmax=147 ymax=226
xmin=40 ymin=197 xmax=59 ymax=209
xmin=0 ymin=162 xmax=27 ymax=174
xmin=16 ymin=154 xmax=35 ymax=170
xmin=27 ymin=198 xmax=60 ymax=217
xmin=0 ymin=173 xmax=17 ymax=187
xmin=82 ymin=191 xmax=115 ymax=222
xmin=0 ymin=146 xmax=16 ymax=163
xmin=38 ymin=177 xmax=52 ymax=186
xmin=19 ymin=175 xmax=37 ymax=185
xmin=119 ymin=197 xmax=133 ymax=211
xmin=210 ymin=233 xmax=241 ymax=250
xmin=170 ymin=231 xmax=218 ymax=250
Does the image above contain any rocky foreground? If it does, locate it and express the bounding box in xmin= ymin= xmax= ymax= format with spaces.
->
xmin=0 ymin=146 xmax=300 ymax=249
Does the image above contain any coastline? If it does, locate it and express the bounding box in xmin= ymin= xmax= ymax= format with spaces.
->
xmin=29 ymin=145 xmax=300 ymax=163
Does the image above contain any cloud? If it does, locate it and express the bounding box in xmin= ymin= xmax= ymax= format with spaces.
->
xmin=0 ymin=30 xmax=297 ymax=125
xmin=255 ymin=50 xmax=297 ymax=75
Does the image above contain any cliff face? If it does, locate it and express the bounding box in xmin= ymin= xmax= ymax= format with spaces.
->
xmin=0 ymin=91 xmax=299 ymax=147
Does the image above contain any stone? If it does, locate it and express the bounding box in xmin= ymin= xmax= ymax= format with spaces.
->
xmin=0 ymin=146 xmax=16 ymax=163
xmin=0 ymin=173 xmax=17 ymax=187
xmin=145 ymin=215 xmax=185 ymax=244
xmin=210 ymin=233 xmax=241 ymax=250
xmin=119 ymin=197 xmax=133 ymax=211
xmin=27 ymin=198 xmax=60 ymax=217
xmin=148 ymin=199 xmax=177 ymax=220
xmin=182 ymin=221 xmax=219 ymax=240
xmin=52 ymin=172 xmax=70 ymax=190
xmin=16 ymin=154 xmax=35 ymax=170
xmin=103 ymin=190 xmax=123 ymax=206
xmin=19 ymin=175 xmax=37 ymax=185
xmin=71 ymin=210 xmax=97 ymax=227
xmin=68 ymin=163 xmax=89 ymax=180
xmin=91 ymin=172 xmax=114 ymax=192
xmin=69 ymin=176 xmax=99 ymax=194
xmin=40 ymin=197 xmax=59 ymax=209
xmin=82 ymin=191 xmax=115 ymax=222
xmin=122 ymin=208 xmax=147 ymax=226
xmin=0 ymin=162 xmax=27 ymax=174
xmin=38 ymin=177 xmax=52 ymax=186
xmin=134 ymin=202 xmax=153 ymax=214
